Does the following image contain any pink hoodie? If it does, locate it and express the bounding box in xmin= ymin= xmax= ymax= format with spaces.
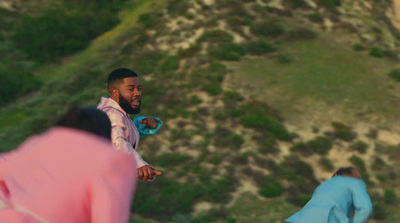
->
xmin=97 ymin=97 xmax=149 ymax=168
xmin=0 ymin=127 xmax=137 ymax=223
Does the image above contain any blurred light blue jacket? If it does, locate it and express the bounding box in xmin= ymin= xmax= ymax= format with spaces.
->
xmin=285 ymin=176 xmax=372 ymax=223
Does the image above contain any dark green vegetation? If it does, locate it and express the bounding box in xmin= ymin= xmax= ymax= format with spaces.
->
xmin=0 ymin=0 xmax=129 ymax=106
xmin=1 ymin=0 xmax=400 ymax=222
xmin=13 ymin=0 xmax=129 ymax=63
xmin=291 ymin=136 xmax=333 ymax=156
xmin=0 ymin=9 xmax=40 ymax=106
xmin=389 ymin=68 xmax=400 ymax=82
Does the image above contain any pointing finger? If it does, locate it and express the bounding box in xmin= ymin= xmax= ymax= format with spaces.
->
xmin=138 ymin=169 xmax=144 ymax=179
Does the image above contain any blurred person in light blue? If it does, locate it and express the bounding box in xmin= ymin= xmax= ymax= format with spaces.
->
xmin=285 ymin=167 xmax=372 ymax=223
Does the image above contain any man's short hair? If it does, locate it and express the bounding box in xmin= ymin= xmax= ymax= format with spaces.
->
xmin=108 ymin=68 xmax=138 ymax=91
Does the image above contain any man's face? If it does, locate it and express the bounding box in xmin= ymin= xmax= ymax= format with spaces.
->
xmin=118 ymin=77 xmax=141 ymax=114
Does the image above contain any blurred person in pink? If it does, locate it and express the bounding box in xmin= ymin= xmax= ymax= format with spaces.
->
xmin=0 ymin=106 xmax=137 ymax=223
xmin=97 ymin=68 xmax=162 ymax=181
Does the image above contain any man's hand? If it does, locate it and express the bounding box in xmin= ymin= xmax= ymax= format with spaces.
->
xmin=138 ymin=165 xmax=162 ymax=181
xmin=139 ymin=118 xmax=158 ymax=129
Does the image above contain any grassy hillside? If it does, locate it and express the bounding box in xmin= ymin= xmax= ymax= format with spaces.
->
xmin=1 ymin=0 xmax=400 ymax=222
xmin=230 ymin=35 xmax=400 ymax=126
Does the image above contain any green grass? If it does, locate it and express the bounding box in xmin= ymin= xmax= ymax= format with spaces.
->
xmin=0 ymin=109 xmax=26 ymax=132
xmin=232 ymin=36 xmax=400 ymax=121
xmin=130 ymin=216 xmax=158 ymax=223
xmin=36 ymin=0 xmax=160 ymax=82
xmin=228 ymin=192 xmax=299 ymax=223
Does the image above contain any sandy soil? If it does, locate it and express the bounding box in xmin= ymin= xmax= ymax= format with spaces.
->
xmin=389 ymin=0 xmax=400 ymax=30
xmin=0 ymin=0 xmax=17 ymax=10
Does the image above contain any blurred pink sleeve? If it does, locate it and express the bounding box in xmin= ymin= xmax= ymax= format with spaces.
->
xmin=108 ymin=112 xmax=149 ymax=169
xmin=89 ymin=152 xmax=137 ymax=223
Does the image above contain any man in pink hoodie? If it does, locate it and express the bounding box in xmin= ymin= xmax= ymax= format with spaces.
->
xmin=0 ymin=107 xmax=137 ymax=223
xmin=97 ymin=68 xmax=162 ymax=181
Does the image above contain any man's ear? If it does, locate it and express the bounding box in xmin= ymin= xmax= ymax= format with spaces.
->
xmin=109 ymin=88 xmax=119 ymax=99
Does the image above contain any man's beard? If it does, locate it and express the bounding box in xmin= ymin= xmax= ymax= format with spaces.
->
xmin=119 ymin=93 xmax=141 ymax=114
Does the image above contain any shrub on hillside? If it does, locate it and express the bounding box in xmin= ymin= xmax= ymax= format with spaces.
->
xmin=190 ymin=62 xmax=226 ymax=84
xmin=319 ymin=0 xmax=341 ymax=10
xmin=377 ymin=174 xmax=386 ymax=182
xmin=278 ymin=54 xmax=293 ymax=63
xmin=332 ymin=122 xmax=356 ymax=142
xmin=283 ymin=0 xmax=306 ymax=8
xmin=290 ymin=142 xmax=313 ymax=157
xmin=131 ymin=51 xmax=164 ymax=75
xmin=167 ymin=0 xmax=192 ymax=14
xmin=197 ymin=30 xmax=234 ymax=44
xmin=250 ymin=21 xmax=286 ymax=38
xmin=172 ymin=214 xmax=191 ymax=223
xmin=214 ymin=110 xmax=227 ymax=120
xmin=372 ymin=202 xmax=387 ymax=220
xmin=369 ymin=47 xmax=384 ymax=58
xmin=203 ymin=176 xmax=235 ymax=203
xmin=353 ymin=43 xmax=365 ymax=51
xmin=208 ymin=42 xmax=246 ymax=61
xmin=133 ymin=178 xmax=204 ymax=221
xmin=308 ymin=12 xmax=324 ymax=23
xmin=254 ymin=157 xmax=279 ymax=174
xmin=319 ymin=157 xmax=334 ymax=171
xmin=280 ymin=155 xmax=316 ymax=182
xmin=191 ymin=208 xmax=231 ymax=223
xmin=0 ymin=66 xmax=40 ymax=106
xmin=384 ymin=189 xmax=397 ymax=205
xmin=246 ymin=39 xmax=276 ymax=55
xmin=286 ymin=185 xmax=314 ymax=206
xmin=189 ymin=95 xmax=203 ymax=105
xmin=0 ymin=8 xmax=19 ymax=32
xmin=190 ymin=62 xmax=227 ymax=95
xmin=155 ymin=153 xmax=192 ymax=167
xmin=13 ymin=5 xmax=121 ymax=62
xmin=351 ymin=141 xmax=368 ymax=153
xmin=388 ymin=68 xmax=400 ymax=82
xmin=223 ymin=90 xmax=244 ymax=110
xmin=137 ymin=12 xmax=164 ymax=29
xmin=239 ymin=101 xmax=295 ymax=141
xmin=226 ymin=15 xmax=252 ymax=32
xmin=193 ymin=165 xmax=213 ymax=184
xmin=383 ymin=49 xmax=399 ymax=60
xmin=178 ymin=44 xmax=201 ymax=58
xmin=235 ymin=152 xmax=252 ymax=164
xmin=202 ymin=82 xmax=222 ymax=95
xmin=225 ymin=2 xmax=253 ymax=30
xmin=140 ymin=80 xmax=167 ymax=112
xmin=213 ymin=125 xmax=244 ymax=149
xmin=159 ymin=55 xmax=179 ymax=72
xmin=288 ymin=28 xmax=317 ymax=40
xmin=349 ymin=155 xmax=366 ymax=172
xmin=241 ymin=113 xmax=294 ymax=141
xmin=291 ymin=137 xmax=332 ymax=156
xmin=307 ymin=136 xmax=333 ymax=155
xmin=257 ymin=132 xmax=279 ymax=155
xmin=208 ymin=153 xmax=223 ymax=164
xmin=170 ymin=128 xmax=198 ymax=141
xmin=121 ymin=32 xmax=150 ymax=55
xmin=259 ymin=181 xmax=283 ymax=198
xmin=372 ymin=156 xmax=386 ymax=170
xmin=230 ymin=134 xmax=245 ymax=149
